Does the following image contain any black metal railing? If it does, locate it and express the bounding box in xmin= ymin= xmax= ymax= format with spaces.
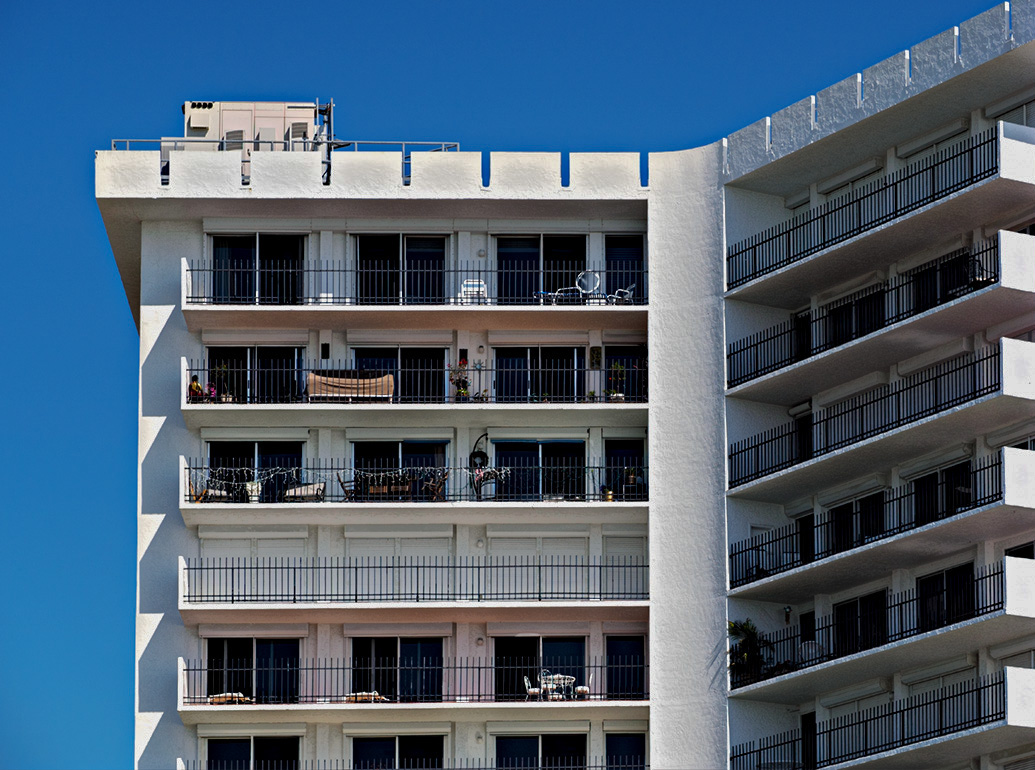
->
xmin=730 ymin=562 xmax=1003 ymax=688
xmin=727 ymin=239 xmax=1000 ymax=387
xmin=728 ymin=345 xmax=1002 ymax=487
xmin=183 ymin=655 xmax=648 ymax=705
xmin=731 ymin=672 xmax=1005 ymax=768
xmin=184 ymin=759 xmax=649 ymax=770
xmin=185 ymin=260 xmax=647 ymax=306
xmin=186 ymin=359 xmax=648 ymax=405
xmin=727 ymin=127 xmax=1000 ymax=289
xmin=182 ymin=556 xmax=650 ymax=603
xmin=729 ymin=452 xmax=1005 ymax=587
xmin=185 ymin=462 xmax=649 ymax=504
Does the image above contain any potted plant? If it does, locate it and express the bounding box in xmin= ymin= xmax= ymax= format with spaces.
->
xmin=587 ymin=390 xmax=597 ymax=403
xmin=728 ymin=619 xmax=772 ymax=686
xmin=623 ymin=466 xmax=641 ymax=485
xmin=608 ymin=363 xmax=626 ymax=402
xmin=448 ymin=358 xmax=470 ymax=402
xmin=599 ymin=484 xmax=614 ymax=502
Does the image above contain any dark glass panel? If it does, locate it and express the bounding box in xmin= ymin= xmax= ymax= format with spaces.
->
xmin=498 ymin=237 xmax=539 ymax=305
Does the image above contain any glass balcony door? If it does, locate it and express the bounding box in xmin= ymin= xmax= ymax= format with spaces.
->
xmin=212 ymin=234 xmax=304 ymax=305
xmin=605 ymin=234 xmax=644 ymax=298
xmin=354 ymin=346 xmax=447 ymax=402
xmin=493 ymin=441 xmax=586 ymax=501
xmin=208 ymin=345 xmax=304 ymax=404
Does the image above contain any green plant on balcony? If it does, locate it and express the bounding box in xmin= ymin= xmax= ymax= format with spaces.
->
xmin=728 ymin=619 xmax=772 ymax=684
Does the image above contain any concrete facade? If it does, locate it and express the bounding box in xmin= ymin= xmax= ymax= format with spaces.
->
xmin=98 ymin=3 xmax=1035 ymax=768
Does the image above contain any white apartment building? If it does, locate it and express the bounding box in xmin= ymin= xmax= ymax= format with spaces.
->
xmin=97 ymin=3 xmax=1035 ymax=769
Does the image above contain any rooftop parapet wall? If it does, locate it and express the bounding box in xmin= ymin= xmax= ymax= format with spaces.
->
xmin=725 ymin=1 xmax=1033 ymax=180
xmin=95 ymin=149 xmax=646 ymax=200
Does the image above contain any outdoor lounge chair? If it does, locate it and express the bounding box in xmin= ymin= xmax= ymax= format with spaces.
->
xmin=607 ymin=283 xmax=636 ymax=305
xmin=282 ymin=481 xmax=326 ymax=502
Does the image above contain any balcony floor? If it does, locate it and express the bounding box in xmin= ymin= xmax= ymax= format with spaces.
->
xmin=729 ymin=500 xmax=1035 ymax=603
xmin=729 ymin=611 xmax=1033 ymax=705
xmin=182 ymin=304 xmax=647 ymax=334
xmin=182 ymin=402 xmax=649 ymax=431
xmin=725 ymin=172 xmax=1035 ymax=309
xmin=181 ymin=499 xmax=648 ymax=528
xmin=727 ymin=283 xmax=1035 ymax=406
xmin=178 ymin=600 xmax=650 ymax=627
xmin=727 ymin=392 xmax=1035 ymax=504
xmin=177 ymin=698 xmax=649 ymax=726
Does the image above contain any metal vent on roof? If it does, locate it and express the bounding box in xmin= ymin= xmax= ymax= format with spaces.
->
xmin=224 ymin=130 xmax=244 ymax=151
xmin=290 ymin=122 xmax=308 ymax=139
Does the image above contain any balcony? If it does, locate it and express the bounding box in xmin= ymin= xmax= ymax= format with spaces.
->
xmin=731 ymin=668 xmax=1035 ymax=769
xmin=727 ymin=233 xmax=1035 ymax=402
xmin=179 ymin=655 xmax=648 ymax=714
xmin=728 ymin=339 xmax=1035 ymax=501
xmin=180 ymin=760 xmax=649 ymax=770
xmin=185 ymin=359 xmax=648 ymax=407
xmin=179 ymin=556 xmax=649 ymax=625
xmin=728 ymin=558 xmax=1035 ymax=704
xmin=729 ymin=448 xmax=1035 ymax=597
xmin=725 ymin=122 xmax=1035 ymax=306
xmin=184 ymin=461 xmax=648 ymax=505
xmin=181 ymin=261 xmax=647 ymax=333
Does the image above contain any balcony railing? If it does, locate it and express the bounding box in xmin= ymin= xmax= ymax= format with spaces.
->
xmin=185 ymin=260 xmax=647 ymax=306
xmin=727 ymin=239 xmax=1000 ymax=387
xmin=728 ymin=345 xmax=1001 ymax=487
xmin=731 ymin=671 xmax=1005 ymax=768
xmin=185 ymin=462 xmax=648 ymax=504
xmin=729 ymin=452 xmax=1005 ymax=587
xmin=182 ymin=655 xmax=648 ymax=705
xmin=726 ymin=126 xmax=999 ymax=289
xmin=184 ymin=759 xmax=648 ymax=770
xmin=182 ymin=556 xmax=649 ymax=603
xmin=730 ymin=562 xmax=1003 ymax=689
xmin=187 ymin=359 xmax=648 ymax=405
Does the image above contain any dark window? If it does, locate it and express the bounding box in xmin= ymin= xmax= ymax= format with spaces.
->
xmin=253 ymin=737 xmax=299 ymax=770
xmin=498 ymin=237 xmax=540 ymax=304
xmin=353 ymin=737 xmax=397 ymax=770
xmin=833 ymin=589 xmax=887 ymax=655
xmin=542 ymin=734 xmax=587 ymax=770
xmin=207 ymin=346 xmax=304 ymax=404
xmin=605 ymin=235 xmax=644 ymax=299
xmin=405 ymin=237 xmax=446 ymax=304
xmin=257 ymin=234 xmax=304 ymax=305
xmin=605 ymin=439 xmax=646 ymax=502
xmin=496 ymin=736 xmax=540 ymax=769
xmin=357 ymin=235 xmax=400 ymax=304
xmin=213 ymin=235 xmax=256 ymax=304
xmin=800 ymin=712 xmax=817 ymax=770
xmin=918 ymin=562 xmax=976 ymax=632
xmin=398 ymin=638 xmax=444 ymax=703
xmin=493 ymin=441 xmax=586 ymax=501
xmin=494 ymin=637 xmax=539 ymax=702
xmin=542 ymin=235 xmax=586 ymax=298
xmin=254 ymin=639 xmax=299 ymax=704
xmin=605 ymin=733 xmax=646 ymax=770
xmin=207 ymin=638 xmax=253 ymax=699
xmin=352 ymin=637 xmax=399 ymax=699
xmin=1006 ymin=542 xmax=1035 ymax=560
xmin=797 ymin=515 xmax=815 ymax=565
xmin=606 ymin=636 xmax=645 ymax=699
xmin=207 ymin=738 xmax=250 ymax=770
xmin=398 ymin=735 xmax=443 ymax=769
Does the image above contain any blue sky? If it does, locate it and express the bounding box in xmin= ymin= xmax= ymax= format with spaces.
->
xmin=0 ymin=0 xmax=1002 ymax=767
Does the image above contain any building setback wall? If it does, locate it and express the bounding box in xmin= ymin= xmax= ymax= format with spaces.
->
xmin=138 ymin=220 xmax=205 ymax=766
xmin=647 ymin=143 xmax=728 ymax=768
